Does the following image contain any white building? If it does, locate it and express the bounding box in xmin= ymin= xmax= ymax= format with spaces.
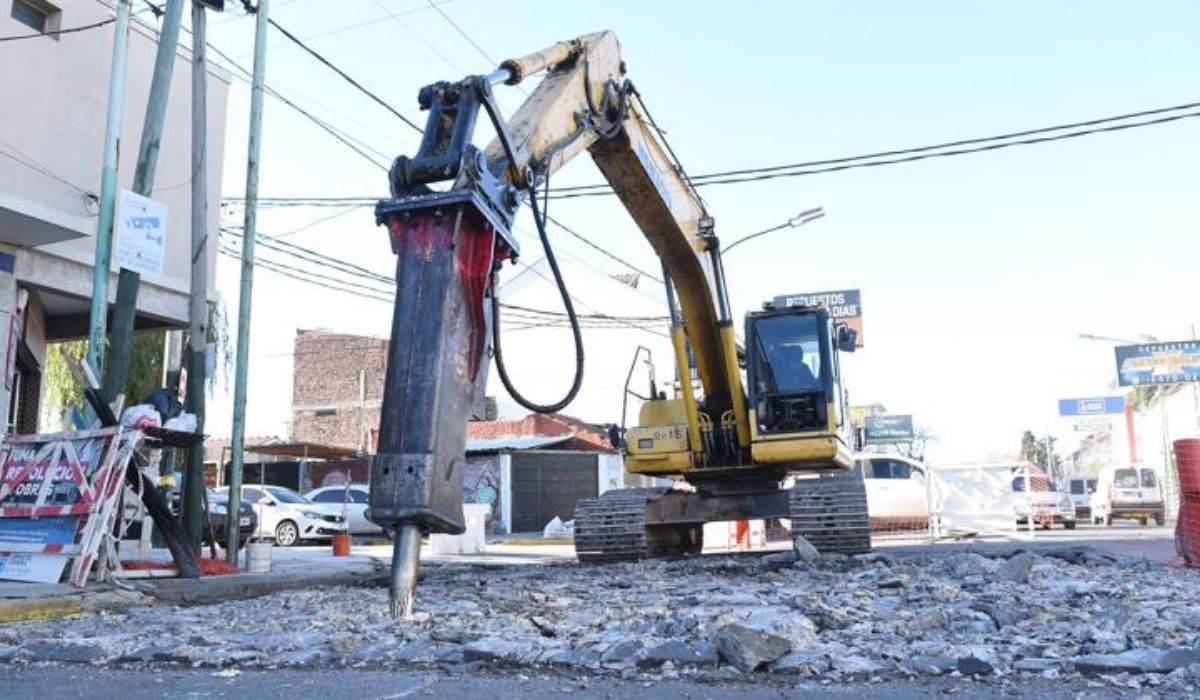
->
xmin=0 ymin=0 xmax=229 ymax=431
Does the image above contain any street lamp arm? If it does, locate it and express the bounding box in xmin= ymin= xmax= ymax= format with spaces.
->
xmin=723 ymin=207 xmax=825 ymax=255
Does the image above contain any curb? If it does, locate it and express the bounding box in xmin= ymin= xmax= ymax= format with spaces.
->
xmin=0 ymin=562 xmax=386 ymax=625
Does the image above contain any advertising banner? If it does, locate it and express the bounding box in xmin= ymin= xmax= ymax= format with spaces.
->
xmin=1115 ymin=341 xmax=1200 ymax=387
xmin=773 ymin=289 xmax=863 ymax=347
xmin=864 ymin=414 xmax=914 ymax=443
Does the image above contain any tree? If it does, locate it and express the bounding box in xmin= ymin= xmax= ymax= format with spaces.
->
xmin=896 ymin=427 xmax=936 ymax=461
xmin=43 ymin=332 xmax=166 ymax=428
xmin=1019 ymin=429 xmax=1062 ymax=479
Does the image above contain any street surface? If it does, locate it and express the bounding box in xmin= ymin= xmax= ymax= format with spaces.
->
xmin=1 ymin=526 xmax=1198 ymax=698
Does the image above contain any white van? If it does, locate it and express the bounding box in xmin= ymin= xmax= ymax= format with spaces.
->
xmin=1066 ymin=476 xmax=1098 ymax=521
xmin=1089 ymin=465 xmax=1165 ymax=526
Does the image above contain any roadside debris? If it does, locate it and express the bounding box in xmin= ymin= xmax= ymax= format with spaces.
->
xmin=1 ymin=546 xmax=1198 ymax=692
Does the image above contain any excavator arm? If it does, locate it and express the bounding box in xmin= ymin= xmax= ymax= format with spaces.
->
xmin=370 ymin=31 xmax=746 ymax=616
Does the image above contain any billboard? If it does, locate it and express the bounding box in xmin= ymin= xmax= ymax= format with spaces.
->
xmin=115 ymin=189 xmax=167 ymax=276
xmin=1057 ymin=396 xmax=1125 ymax=416
xmin=1115 ymin=341 xmax=1200 ymax=387
xmin=772 ymin=289 xmax=863 ymax=347
xmin=864 ymin=414 xmax=914 ymax=443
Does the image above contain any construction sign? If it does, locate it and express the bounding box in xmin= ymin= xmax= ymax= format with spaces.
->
xmin=0 ymin=428 xmax=129 ymax=585
xmin=773 ymin=289 xmax=863 ymax=347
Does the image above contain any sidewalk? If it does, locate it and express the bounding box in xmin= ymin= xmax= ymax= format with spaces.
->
xmin=0 ymin=547 xmax=386 ymax=624
xmin=0 ymin=540 xmax=576 ymax=624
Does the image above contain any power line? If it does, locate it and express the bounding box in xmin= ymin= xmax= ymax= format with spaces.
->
xmin=543 ymin=215 xmax=663 ymax=284
xmin=424 ymin=0 xmax=496 ymax=66
xmin=548 ymin=100 xmax=1200 ymax=197
xmin=0 ymin=17 xmax=114 ymax=41
xmin=266 ymin=17 xmax=424 ymax=134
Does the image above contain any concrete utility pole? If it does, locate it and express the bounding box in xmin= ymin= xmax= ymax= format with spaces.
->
xmin=86 ymin=0 xmax=134 ymax=376
xmin=183 ymin=0 xmax=212 ymax=550
xmin=102 ymin=0 xmax=187 ymax=405
xmin=227 ymin=0 xmax=271 ymax=563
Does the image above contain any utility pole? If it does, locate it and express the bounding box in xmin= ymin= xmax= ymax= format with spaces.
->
xmin=102 ymin=0 xmax=187 ymax=405
xmin=183 ymin=0 xmax=212 ymax=550
xmin=226 ymin=0 xmax=270 ymax=564
xmin=86 ymin=0 xmax=134 ymax=376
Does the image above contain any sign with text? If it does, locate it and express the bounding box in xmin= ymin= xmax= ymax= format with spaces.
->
xmin=1057 ymin=396 xmax=1125 ymax=417
xmin=115 ymin=189 xmax=167 ymax=276
xmin=1115 ymin=341 xmax=1200 ymax=387
xmin=864 ymin=414 xmax=914 ymax=443
xmin=773 ymin=289 xmax=863 ymax=347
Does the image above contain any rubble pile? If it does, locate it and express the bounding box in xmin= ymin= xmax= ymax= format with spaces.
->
xmin=2 ymin=546 xmax=1199 ymax=691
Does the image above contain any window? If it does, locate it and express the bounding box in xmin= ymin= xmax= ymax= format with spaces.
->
xmin=265 ymin=486 xmax=311 ymax=504
xmin=242 ymin=487 xmax=263 ymax=503
xmin=1140 ymin=470 xmax=1158 ymax=488
xmin=1069 ymin=480 xmax=1085 ymax=495
xmin=350 ymin=488 xmax=369 ymax=504
xmin=1011 ymin=476 xmax=1026 ymax=492
xmin=889 ymin=460 xmax=912 ymax=480
xmin=311 ymin=490 xmax=342 ymax=503
xmin=11 ymin=0 xmax=59 ymax=35
xmin=752 ymin=313 xmax=823 ymax=394
xmin=1114 ymin=468 xmax=1139 ymax=489
xmin=870 ymin=460 xmax=891 ymax=479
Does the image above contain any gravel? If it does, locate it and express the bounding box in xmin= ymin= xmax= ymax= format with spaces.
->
xmin=2 ymin=545 xmax=1199 ymax=692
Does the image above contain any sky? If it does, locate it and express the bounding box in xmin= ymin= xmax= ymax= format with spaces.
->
xmin=186 ymin=0 xmax=1200 ymax=462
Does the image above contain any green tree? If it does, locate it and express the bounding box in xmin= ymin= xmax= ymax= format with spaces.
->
xmin=42 ymin=331 xmax=167 ymax=428
xmin=1019 ymin=429 xmax=1062 ymax=478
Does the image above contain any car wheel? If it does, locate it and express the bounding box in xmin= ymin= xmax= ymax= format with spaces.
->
xmin=1065 ymin=521 xmax=1076 ymax=530
xmin=1139 ymin=516 xmax=1148 ymax=526
xmin=1155 ymin=514 xmax=1165 ymax=526
xmin=275 ymin=520 xmax=300 ymax=547
xmin=1104 ymin=514 xmax=1112 ymax=527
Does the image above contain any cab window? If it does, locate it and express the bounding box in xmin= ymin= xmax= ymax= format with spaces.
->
xmin=1114 ymin=468 xmax=1139 ymax=488
xmin=1140 ymin=470 xmax=1158 ymax=488
xmin=752 ymin=314 xmax=822 ymax=394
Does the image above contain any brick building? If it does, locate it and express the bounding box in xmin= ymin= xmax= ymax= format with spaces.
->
xmin=291 ymin=329 xmax=496 ymax=450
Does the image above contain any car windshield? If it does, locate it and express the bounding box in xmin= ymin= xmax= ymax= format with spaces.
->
xmin=1114 ymin=468 xmax=1139 ymax=488
xmin=1141 ymin=470 xmax=1157 ymax=488
xmin=265 ymin=486 xmax=311 ymax=504
xmin=754 ymin=314 xmax=822 ymax=393
xmin=1069 ymin=480 xmax=1085 ymax=495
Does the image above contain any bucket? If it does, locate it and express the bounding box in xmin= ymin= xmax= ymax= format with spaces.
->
xmin=331 ymin=532 xmax=352 ymax=557
xmin=246 ymin=540 xmax=272 ymax=573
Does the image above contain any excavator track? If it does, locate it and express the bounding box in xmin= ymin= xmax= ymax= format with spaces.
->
xmin=574 ymin=488 xmax=704 ymax=562
xmin=789 ymin=474 xmax=872 ymax=555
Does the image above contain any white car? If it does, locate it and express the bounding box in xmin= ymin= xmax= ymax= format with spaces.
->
xmin=305 ymin=484 xmax=384 ymax=535
xmin=856 ymin=454 xmax=931 ymax=530
xmin=218 ymin=485 xmax=348 ymax=546
xmin=1011 ymin=467 xmax=1076 ymax=529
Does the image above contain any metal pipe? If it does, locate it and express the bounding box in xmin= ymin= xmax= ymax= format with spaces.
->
xmin=390 ymin=524 xmax=421 ymax=618
xmin=86 ymin=0 xmax=134 ymax=376
xmin=228 ymin=0 xmax=270 ymax=564
xmin=187 ymin=0 xmax=211 ymax=553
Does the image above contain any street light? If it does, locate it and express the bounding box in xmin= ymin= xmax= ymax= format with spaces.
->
xmin=723 ymin=207 xmax=825 ymax=255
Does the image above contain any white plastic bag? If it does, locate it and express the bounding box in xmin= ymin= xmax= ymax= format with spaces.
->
xmin=164 ymin=412 xmax=198 ymax=433
xmin=120 ymin=404 xmax=161 ymax=429
xmin=542 ymin=516 xmax=575 ymax=539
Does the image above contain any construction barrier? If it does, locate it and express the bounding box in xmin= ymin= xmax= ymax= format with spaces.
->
xmin=1173 ymin=439 xmax=1200 ymax=566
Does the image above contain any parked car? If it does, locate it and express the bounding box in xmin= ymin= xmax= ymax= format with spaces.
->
xmin=1089 ymin=465 xmax=1165 ymax=526
xmin=305 ymin=484 xmax=384 ymax=535
xmin=204 ymin=490 xmax=257 ymax=547
xmin=216 ymin=485 xmax=347 ymax=546
xmin=1066 ymin=476 xmax=1098 ymax=521
xmin=856 ymin=453 xmax=931 ymax=531
xmin=1012 ymin=467 xmax=1076 ymax=529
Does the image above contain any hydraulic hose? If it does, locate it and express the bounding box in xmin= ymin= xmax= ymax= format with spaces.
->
xmin=491 ymin=179 xmax=585 ymax=414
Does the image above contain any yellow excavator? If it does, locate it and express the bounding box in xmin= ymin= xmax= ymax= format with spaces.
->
xmin=368 ymin=31 xmax=868 ymax=616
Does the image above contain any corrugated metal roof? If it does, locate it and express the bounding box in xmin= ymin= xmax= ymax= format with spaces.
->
xmin=465 ymin=435 xmax=572 ymax=454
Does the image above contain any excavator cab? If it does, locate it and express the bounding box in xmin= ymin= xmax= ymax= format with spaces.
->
xmin=746 ymin=305 xmax=856 ymax=471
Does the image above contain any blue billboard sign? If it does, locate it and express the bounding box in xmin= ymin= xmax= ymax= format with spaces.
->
xmin=1057 ymin=396 xmax=1125 ymax=417
xmin=864 ymin=414 xmax=914 ymax=443
xmin=1115 ymin=341 xmax=1200 ymax=387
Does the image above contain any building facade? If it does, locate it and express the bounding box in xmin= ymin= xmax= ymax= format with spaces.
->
xmin=0 ymin=0 xmax=229 ymax=431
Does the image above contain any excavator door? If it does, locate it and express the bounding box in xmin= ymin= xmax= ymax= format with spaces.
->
xmin=745 ymin=305 xmax=856 ymax=470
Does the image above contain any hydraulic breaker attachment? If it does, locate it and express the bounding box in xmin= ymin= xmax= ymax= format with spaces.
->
xmin=369 ymin=74 xmax=522 ymax=617
xmin=371 ymin=190 xmax=516 ymax=616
